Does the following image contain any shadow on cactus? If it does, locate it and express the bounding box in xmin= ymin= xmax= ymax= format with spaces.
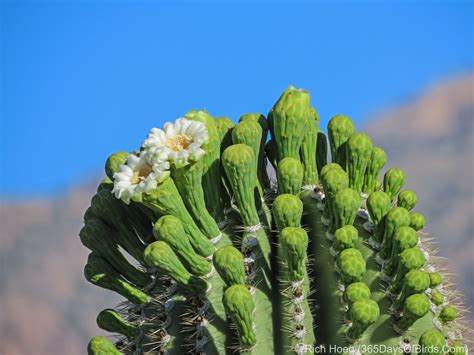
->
xmin=81 ymin=86 xmax=469 ymax=354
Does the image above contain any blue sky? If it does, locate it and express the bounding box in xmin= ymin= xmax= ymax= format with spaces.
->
xmin=1 ymin=0 xmax=473 ymax=197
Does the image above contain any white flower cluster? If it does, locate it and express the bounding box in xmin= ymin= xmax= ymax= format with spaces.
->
xmin=112 ymin=118 xmax=209 ymax=204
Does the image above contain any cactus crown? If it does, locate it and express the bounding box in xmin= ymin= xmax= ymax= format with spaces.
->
xmin=81 ymin=86 xmax=468 ymax=354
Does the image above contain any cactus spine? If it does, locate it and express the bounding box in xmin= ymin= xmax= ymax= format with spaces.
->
xmin=82 ymin=86 xmax=468 ymax=354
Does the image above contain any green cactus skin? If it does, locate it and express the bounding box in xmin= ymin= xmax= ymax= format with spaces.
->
xmin=81 ymin=86 xmax=467 ymax=354
xmin=184 ymin=109 xmax=224 ymax=221
xmin=277 ymin=157 xmax=304 ymax=196
xmin=362 ymin=146 xmax=387 ymax=194
xmin=327 ymin=114 xmax=355 ymax=168
xmin=300 ymin=106 xmax=320 ymax=186
xmin=272 ymin=86 xmax=311 ymax=160
xmin=316 ymin=129 xmax=328 ymax=176
xmin=383 ymin=167 xmax=406 ymax=201
xmin=397 ymin=189 xmax=418 ymax=211
xmin=346 ymin=133 xmax=373 ymax=193
xmin=87 ymin=336 xmax=121 ymax=355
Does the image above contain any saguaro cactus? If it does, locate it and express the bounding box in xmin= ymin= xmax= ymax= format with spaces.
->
xmin=82 ymin=86 xmax=468 ymax=355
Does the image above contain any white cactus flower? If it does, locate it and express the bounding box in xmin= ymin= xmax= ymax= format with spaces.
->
xmin=142 ymin=118 xmax=208 ymax=168
xmin=112 ymin=150 xmax=170 ymax=204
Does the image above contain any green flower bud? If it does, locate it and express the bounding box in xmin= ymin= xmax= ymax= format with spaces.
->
xmin=431 ymin=291 xmax=444 ymax=306
xmin=429 ymin=272 xmax=443 ymax=288
xmin=419 ymin=329 xmax=446 ymax=355
xmin=395 ymin=270 xmax=430 ymax=308
xmin=213 ymin=246 xmax=246 ymax=287
xmin=346 ymin=133 xmax=373 ymax=193
xmin=316 ymin=129 xmax=328 ymax=175
xmin=334 ymin=226 xmax=359 ymax=252
xmin=144 ymin=241 xmax=208 ymax=294
xmin=96 ymin=308 xmax=139 ymax=340
xmin=232 ymin=120 xmax=263 ymax=179
xmin=222 ymin=144 xmax=260 ymax=226
xmin=380 ymin=207 xmax=411 ymax=260
xmin=362 ymin=146 xmax=387 ymax=194
xmin=344 ymin=282 xmax=372 ymax=304
xmin=327 ymin=114 xmax=355 ymax=168
xmin=392 ymin=247 xmax=426 ymax=294
xmin=84 ymin=253 xmax=148 ymax=305
xmin=105 ymin=151 xmax=128 ymax=180
xmin=272 ymin=194 xmax=303 ymax=231
xmin=366 ymin=191 xmax=392 ymax=242
xmin=223 ymin=285 xmax=257 ymax=348
xmin=383 ymin=168 xmax=406 ymax=201
xmin=153 ymin=215 xmax=212 ymax=276
xmin=140 ymin=177 xmax=215 ymax=258
xmin=184 ymin=109 xmax=223 ymax=221
xmin=333 ymin=188 xmax=360 ymax=230
xmin=239 ymin=113 xmax=270 ymax=189
xmin=90 ymin=190 xmax=146 ymax=263
xmin=448 ymin=342 xmax=467 ymax=355
xmin=321 ymin=164 xmax=349 ymax=231
xmin=239 ymin=113 xmax=268 ymax=135
xmin=339 ymin=247 xmax=364 ymax=260
xmin=348 ymin=299 xmax=380 ymax=340
xmin=385 ymin=226 xmax=419 ymax=275
xmin=301 ymin=106 xmax=320 ymax=185
xmin=80 ymin=218 xmax=151 ymax=287
xmin=396 ymin=294 xmax=430 ymax=331
xmin=214 ymin=115 xmax=235 ymax=148
xmin=374 ymin=179 xmax=382 ymax=191
xmin=272 ymin=86 xmax=311 ymax=160
xmin=277 ymin=157 xmax=304 ymax=196
xmin=87 ymin=336 xmax=120 ymax=355
xmin=410 ymin=212 xmax=426 ymax=231
xmin=397 ymin=190 xmax=418 ymax=211
xmin=280 ymin=227 xmax=309 ymax=282
xmin=337 ymin=254 xmax=366 ymax=284
xmin=439 ymin=305 xmax=457 ymax=323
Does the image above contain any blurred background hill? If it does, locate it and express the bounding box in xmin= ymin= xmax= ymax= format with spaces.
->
xmin=1 ymin=73 xmax=472 ymax=354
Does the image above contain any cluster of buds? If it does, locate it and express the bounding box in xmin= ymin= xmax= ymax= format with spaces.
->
xmin=81 ymin=86 xmax=468 ymax=355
